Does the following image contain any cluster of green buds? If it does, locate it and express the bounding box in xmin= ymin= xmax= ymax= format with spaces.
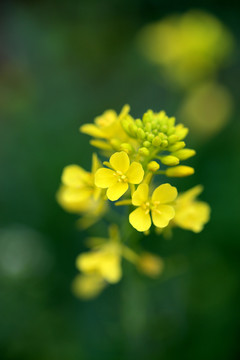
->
xmin=122 ymin=109 xmax=196 ymax=174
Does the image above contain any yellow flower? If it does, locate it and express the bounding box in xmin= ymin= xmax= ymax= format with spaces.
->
xmin=173 ymin=185 xmax=210 ymax=232
xmin=72 ymin=274 xmax=106 ymax=300
xmin=95 ymin=151 xmax=144 ymax=201
xmin=129 ymin=183 xmax=177 ymax=232
xmin=57 ymin=154 xmax=106 ymax=226
xmin=80 ymin=105 xmax=131 ymax=151
xmin=137 ymin=252 xmax=164 ymax=278
xmin=76 ymin=241 xmax=122 ymax=284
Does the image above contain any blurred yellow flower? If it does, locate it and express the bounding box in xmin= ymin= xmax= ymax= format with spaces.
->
xmin=129 ymin=183 xmax=177 ymax=232
xmin=72 ymin=274 xmax=106 ymax=300
xmin=173 ymin=185 xmax=210 ymax=232
xmin=95 ymin=151 xmax=144 ymax=201
xmin=138 ymin=10 xmax=234 ymax=87
xmin=137 ymin=252 xmax=164 ymax=278
xmin=57 ymin=153 xmax=106 ymax=227
xmin=76 ymin=225 xmax=122 ymax=283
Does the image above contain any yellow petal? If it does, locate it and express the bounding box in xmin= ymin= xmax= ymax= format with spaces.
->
xmin=178 ymin=185 xmax=203 ymax=203
xmin=152 ymin=205 xmax=175 ymax=228
xmin=94 ymin=168 xmax=116 ymax=188
xmin=80 ymin=124 xmax=107 ymax=138
xmin=107 ymin=182 xmax=128 ymax=201
xmin=100 ymin=255 xmax=122 ymax=283
xmin=61 ymin=165 xmax=90 ymax=187
xmin=129 ymin=207 xmax=151 ymax=232
xmin=152 ymin=183 xmax=177 ymax=204
xmin=126 ymin=162 xmax=144 ymax=184
xmin=132 ymin=184 xmax=149 ymax=206
xmin=110 ymin=151 xmax=130 ymax=173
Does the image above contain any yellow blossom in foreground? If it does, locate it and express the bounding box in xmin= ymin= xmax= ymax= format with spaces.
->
xmin=72 ymin=274 xmax=106 ymax=300
xmin=57 ymin=154 xmax=106 ymax=227
xmin=129 ymin=183 xmax=177 ymax=232
xmin=137 ymin=252 xmax=164 ymax=278
xmin=95 ymin=151 xmax=144 ymax=201
xmin=173 ymin=185 xmax=210 ymax=232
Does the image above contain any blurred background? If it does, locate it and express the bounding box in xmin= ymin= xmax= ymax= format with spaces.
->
xmin=1 ymin=1 xmax=240 ymax=359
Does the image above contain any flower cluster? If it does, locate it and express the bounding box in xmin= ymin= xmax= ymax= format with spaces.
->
xmin=57 ymin=105 xmax=210 ymax=299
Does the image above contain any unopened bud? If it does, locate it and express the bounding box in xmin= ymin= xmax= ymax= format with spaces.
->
xmin=152 ymin=136 xmax=162 ymax=147
xmin=137 ymin=128 xmax=145 ymax=140
xmin=160 ymin=155 xmax=179 ymax=166
xmin=168 ymin=141 xmax=186 ymax=152
xmin=138 ymin=147 xmax=150 ymax=156
xmin=147 ymin=161 xmax=160 ymax=172
xmin=166 ymin=166 xmax=195 ymax=177
xmin=173 ymin=149 xmax=196 ymax=160
xmin=120 ymin=143 xmax=133 ymax=154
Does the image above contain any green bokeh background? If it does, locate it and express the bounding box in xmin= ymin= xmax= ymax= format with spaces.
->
xmin=1 ymin=1 xmax=240 ymax=359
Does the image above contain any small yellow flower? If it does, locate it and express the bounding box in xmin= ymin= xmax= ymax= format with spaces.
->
xmin=129 ymin=183 xmax=177 ymax=232
xmin=173 ymin=185 xmax=210 ymax=232
xmin=95 ymin=151 xmax=144 ymax=201
xmin=57 ymin=154 xmax=106 ymax=226
xmin=72 ymin=274 xmax=106 ymax=300
xmin=80 ymin=105 xmax=131 ymax=153
xmin=76 ymin=242 xmax=122 ymax=283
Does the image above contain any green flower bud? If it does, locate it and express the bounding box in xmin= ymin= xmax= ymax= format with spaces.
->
xmin=161 ymin=139 xmax=168 ymax=148
xmin=138 ymin=147 xmax=150 ymax=156
xmin=152 ymin=136 xmax=162 ymax=147
xmin=137 ymin=128 xmax=145 ymax=140
xmin=120 ymin=143 xmax=134 ymax=154
xmin=143 ymin=141 xmax=151 ymax=148
xmin=147 ymin=134 xmax=155 ymax=142
xmin=128 ymin=123 xmax=138 ymax=137
xmin=136 ymin=119 xmax=143 ymax=127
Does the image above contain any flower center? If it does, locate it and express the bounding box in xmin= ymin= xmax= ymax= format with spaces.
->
xmin=115 ymin=170 xmax=128 ymax=183
xmin=141 ymin=201 xmax=150 ymax=214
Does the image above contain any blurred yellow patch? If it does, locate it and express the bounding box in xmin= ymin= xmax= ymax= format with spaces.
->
xmin=72 ymin=274 xmax=106 ymax=300
xmin=137 ymin=252 xmax=164 ymax=278
xmin=179 ymin=82 xmax=233 ymax=139
xmin=138 ymin=10 xmax=234 ymax=87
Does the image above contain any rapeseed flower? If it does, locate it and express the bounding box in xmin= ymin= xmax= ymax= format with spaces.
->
xmin=95 ymin=151 xmax=144 ymax=201
xmin=57 ymin=154 xmax=106 ymax=227
xmin=129 ymin=183 xmax=177 ymax=232
xmin=173 ymin=185 xmax=210 ymax=232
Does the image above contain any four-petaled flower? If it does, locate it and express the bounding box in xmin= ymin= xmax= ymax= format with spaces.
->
xmin=95 ymin=151 xmax=144 ymax=201
xmin=129 ymin=183 xmax=177 ymax=232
